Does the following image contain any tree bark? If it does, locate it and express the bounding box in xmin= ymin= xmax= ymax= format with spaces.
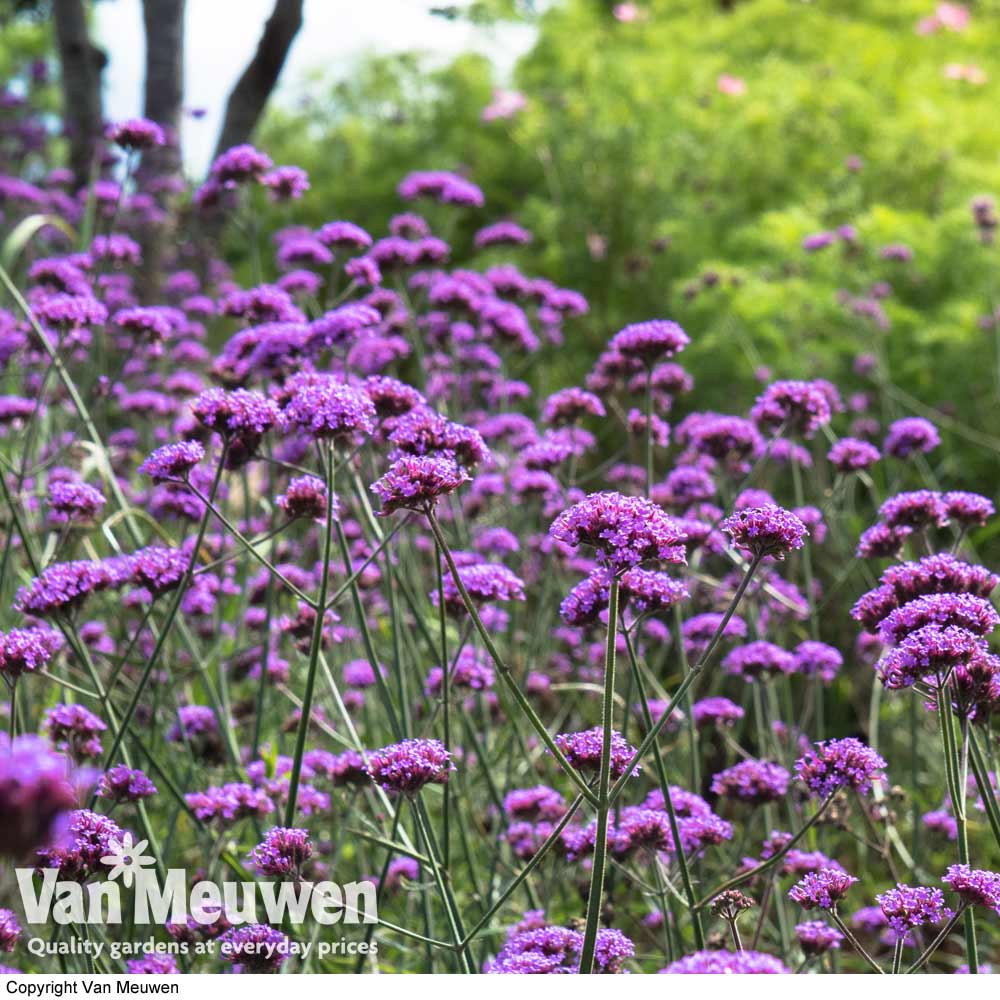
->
xmin=53 ymin=0 xmax=106 ymax=188
xmin=140 ymin=0 xmax=186 ymax=181
xmin=211 ymin=0 xmax=304 ymax=165
xmin=135 ymin=0 xmax=187 ymax=299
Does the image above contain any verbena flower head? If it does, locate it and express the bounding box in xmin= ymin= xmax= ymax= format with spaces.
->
xmin=795 ymin=737 xmax=886 ymax=798
xmin=279 ymin=376 xmax=376 ymax=441
xmin=210 ymin=144 xmax=273 ymax=187
xmin=276 ymin=475 xmax=332 ymax=521
xmin=941 ymin=865 xmax=1000 ymax=911
xmin=877 ymin=885 xmax=952 ymax=935
xmin=553 ymin=727 xmax=638 ymax=779
xmin=884 ymin=417 xmax=940 ymax=458
xmin=0 ymin=627 xmax=63 ymax=682
xmin=660 ymin=950 xmax=790 ymax=974
xmin=878 ymin=625 xmax=985 ymax=689
xmin=126 ymin=955 xmax=178 ymax=974
xmin=370 ymin=454 xmax=470 ymax=515
xmin=0 ymin=735 xmax=78 ymax=859
xmin=541 ymin=387 xmax=606 ymax=426
xmin=106 ymin=117 xmax=165 ymax=149
xmin=828 ymin=437 xmax=881 ymax=472
xmin=721 ymin=504 xmax=807 ymax=560
xmin=47 ymin=480 xmax=106 ymax=525
xmin=261 ymin=165 xmax=310 ymax=201
xmin=219 ymin=924 xmax=290 ymax=973
xmin=789 ymin=868 xmax=858 ymax=910
xmin=710 ymin=759 xmax=789 ymax=805
xmin=137 ymin=440 xmax=205 ymax=482
xmin=249 ymin=827 xmax=313 ymax=878
xmin=878 ymin=490 xmax=949 ymax=530
xmin=397 ymin=170 xmax=484 ymax=207
xmin=944 ymin=491 xmax=995 ymax=528
xmin=35 ymin=809 xmax=125 ymax=882
xmin=751 ymin=380 xmax=832 ymax=437
xmin=619 ymin=568 xmax=689 ymax=614
xmin=723 ymin=640 xmax=795 ymax=681
xmin=97 ymin=765 xmax=157 ymax=804
xmin=13 ymin=560 xmax=119 ymax=617
xmin=486 ymin=925 xmax=634 ymax=974
xmin=692 ymin=696 xmax=745 ymax=729
xmin=795 ymin=921 xmax=843 ymax=956
xmin=368 ymin=738 xmax=454 ymax=795
xmin=549 ymin=492 xmax=687 ymax=575
xmin=45 ymin=703 xmax=106 ymax=761
xmin=608 ymin=320 xmax=689 ymax=364
xmin=793 ymin=641 xmax=843 ymax=683
xmin=878 ymin=593 xmax=999 ymax=645
xmin=0 ymin=909 xmax=20 ymax=952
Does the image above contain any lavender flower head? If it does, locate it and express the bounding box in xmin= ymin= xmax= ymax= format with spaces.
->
xmin=280 ymin=377 xmax=376 ymax=440
xmin=97 ymin=766 xmax=157 ymax=804
xmin=828 ymin=437 xmax=881 ymax=472
xmin=692 ymin=696 xmax=745 ymax=729
xmin=884 ymin=417 xmax=940 ymax=459
xmin=553 ymin=727 xmax=638 ymax=779
xmin=0 ymin=627 xmax=63 ymax=682
xmin=0 ymin=735 xmax=78 ymax=859
xmin=941 ymin=865 xmax=1000 ymax=911
xmin=276 ymin=476 xmax=333 ymax=521
xmin=661 ymin=950 xmax=790 ymax=974
xmin=368 ymin=738 xmax=455 ymax=795
xmin=878 ymin=593 xmax=999 ymax=646
xmin=219 ymin=924 xmax=290 ymax=973
xmin=249 ymin=827 xmax=313 ymax=878
xmin=370 ymin=454 xmax=470 ymax=515
xmin=795 ymin=921 xmax=843 ymax=956
xmin=751 ymin=380 xmax=832 ymax=437
xmin=106 ymin=118 xmax=165 ymax=149
xmin=721 ymin=504 xmax=807 ymax=560
xmin=710 ymin=759 xmax=790 ymax=805
xmin=789 ymin=868 xmax=858 ymax=910
xmin=608 ymin=320 xmax=690 ymax=363
xmin=549 ymin=492 xmax=687 ymax=575
xmin=795 ymin=737 xmax=886 ymax=798
xmin=876 ymin=885 xmax=952 ymax=936
xmin=137 ymin=440 xmax=205 ymax=482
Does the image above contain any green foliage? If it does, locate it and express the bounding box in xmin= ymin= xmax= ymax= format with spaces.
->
xmin=259 ymin=0 xmax=1000 ymax=487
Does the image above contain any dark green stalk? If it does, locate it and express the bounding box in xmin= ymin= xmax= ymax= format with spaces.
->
xmin=578 ymin=576 xmax=620 ymax=974
xmin=284 ymin=441 xmax=336 ymax=825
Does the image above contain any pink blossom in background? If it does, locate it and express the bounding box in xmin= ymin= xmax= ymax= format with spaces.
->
xmin=586 ymin=233 xmax=608 ymax=261
xmin=918 ymin=3 xmax=970 ymax=34
xmin=717 ymin=74 xmax=747 ymax=96
xmin=612 ymin=4 xmax=646 ymax=23
xmin=944 ymin=63 xmax=987 ymax=84
xmin=481 ymin=89 xmax=528 ymax=123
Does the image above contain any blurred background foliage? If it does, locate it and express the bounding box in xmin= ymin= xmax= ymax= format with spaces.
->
xmin=258 ymin=0 xmax=1000 ymax=490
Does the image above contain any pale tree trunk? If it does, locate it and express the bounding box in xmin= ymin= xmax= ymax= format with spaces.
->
xmin=137 ymin=0 xmax=187 ymax=298
xmin=53 ymin=0 xmax=106 ymax=188
xmin=140 ymin=0 xmax=186 ymax=181
xmin=212 ymin=0 xmax=304 ymax=164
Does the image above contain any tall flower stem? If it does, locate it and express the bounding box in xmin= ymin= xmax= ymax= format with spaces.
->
xmin=891 ymin=939 xmax=904 ymax=975
xmin=99 ymin=450 xmax=229 ymax=775
xmin=644 ymin=366 xmax=654 ymax=496
xmin=695 ymin=790 xmax=837 ymax=907
xmin=936 ymin=685 xmax=978 ymax=973
xmin=425 ymin=508 xmax=598 ymax=805
xmin=578 ymin=576 xmax=620 ymax=974
xmin=608 ymin=554 xmax=763 ymax=805
xmin=284 ymin=441 xmax=336 ymax=825
xmin=623 ymin=626 xmax=705 ymax=948
xmin=435 ymin=545 xmax=452 ymax=867
xmin=905 ymin=904 xmax=968 ymax=973
xmin=411 ymin=795 xmax=476 ymax=973
xmin=830 ymin=908 xmax=884 ymax=974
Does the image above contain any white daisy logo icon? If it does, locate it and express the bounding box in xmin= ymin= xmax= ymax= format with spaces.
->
xmin=100 ymin=833 xmax=155 ymax=888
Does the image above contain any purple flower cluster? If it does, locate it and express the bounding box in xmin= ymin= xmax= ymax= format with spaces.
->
xmin=795 ymin=738 xmax=886 ymax=798
xmin=721 ymin=504 xmax=808 ymax=560
xmin=367 ymin=738 xmax=455 ymax=795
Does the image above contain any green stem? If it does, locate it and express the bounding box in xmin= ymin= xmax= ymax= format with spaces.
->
xmin=284 ymin=441 xmax=336 ymax=825
xmin=578 ymin=577 xmax=619 ymax=974
xmin=425 ymin=509 xmax=598 ymax=806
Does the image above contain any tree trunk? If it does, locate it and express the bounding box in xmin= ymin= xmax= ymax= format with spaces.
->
xmin=140 ymin=0 xmax=186 ymax=181
xmin=136 ymin=0 xmax=187 ymax=299
xmin=53 ymin=0 xmax=106 ymax=188
xmin=211 ymin=0 xmax=304 ymax=166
